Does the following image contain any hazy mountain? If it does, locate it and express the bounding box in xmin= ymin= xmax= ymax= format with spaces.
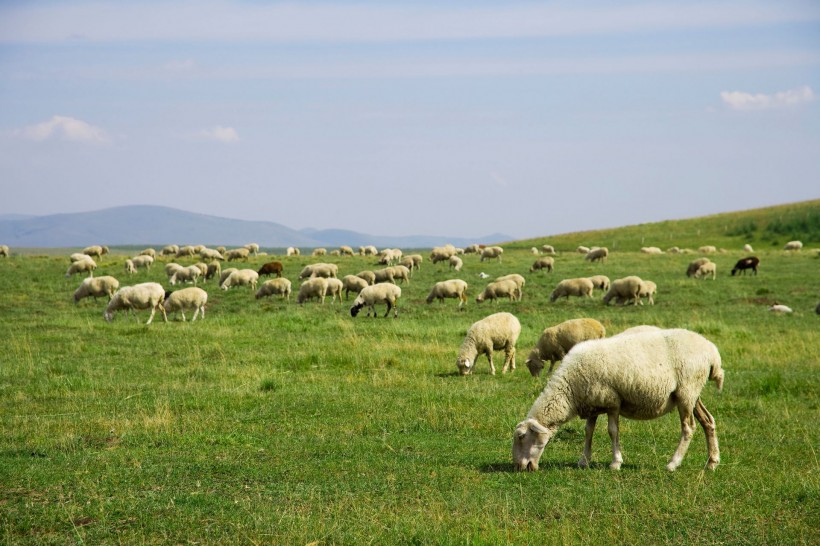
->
xmin=0 ymin=205 xmax=511 ymax=249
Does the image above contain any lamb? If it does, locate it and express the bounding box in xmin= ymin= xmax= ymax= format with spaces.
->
xmin=476 ymin=279 xmax=520 ymax=303
xmin=341 ymin=275 xmax=369 ymax=300
xmin=225 ymin=248 xmax=251 ymax=261
xmin=602 ymin=276 xmax=643 ymax=306
xmin=161 ymin=244 xmax=179 ymax=256
xmin=0 ymin=245 xmax=9 ymax=257
xmin=256 ymin=278 xmax=292 ymax=301
xmin=456 ymin=312 xmax=521 ymax=375
xmin=221 ymin=269 xmax=259 ymax=290
xmin=73 ymin=275 xmax=120 ymax=303
xmin=104 ymin=282 xmax=167 ymax=324
xmin=587 ymin=275 xmax=610 ymax=292
xmin=448 ymin=255 xmax=463 ymax=272
xmin=218 ymin=268 xmax=238 ymax=288
xmin=124 ymin=259 xmax=137 ymax=275
xmin=783 ymin=240 xmax=803 ymax=251
xmin=585 ymin=247 xmax=608 ymax=263
xmin=350 ymin=283 xmax=401 ymax=318
xmin=286 ymin=246 xmax=301 ymax=257
xmin=694 ymin=262 xmax=717 ymax=280
xmin=257 ymin=261 xmax=284 ymax=278
xmin=83 ymin=245 xmax=109 ymax=259
xmin=356 ymin=270 xmax=376 ymax=285
xmin=163 ymin=287 xmax=208 ymax=321
xmin=541 ymin=245 xmax=556 ymax=255
xmin=324 ymin=277 xmax=344 ymax=303
xmin=512 ymin=328 xmax=724 ymax=472
xmin=769 ymin=303 xmax=793 ymax=313
xmin=480 ymin=246 xmax=504 ymax=262
xmin=426 ymin=279 xmax=469 ymax=309
xmin=297 ymin=277 xmax=329 ymax=304
xmin=549 ymin=278 xmax=594 ymax=302
xmin=686 ymin=257 xmax=712 ymax=277
xmin=170 ymin=265 xmax=201 ymax=286
xmin=495 ymin=274 xmax=525 ymax=301
xmin=65 ymin=257 xmax=97 ymax=278
xmin=637 ymin=280 xmax=657 ymax=305
xmin=525 ymin=318 xmax=606 ymax=377
xmin=530 ymin=257 xmax=554 ymax=273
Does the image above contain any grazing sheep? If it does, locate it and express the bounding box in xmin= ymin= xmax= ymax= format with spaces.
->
xmin=456 ymin=312 xmax=521 ymax=375
xmin=244 ymin=243 xmax=260 ymax=255
xmin=359 ymin=245 xmax=378 ymax=256
xmin=356 ymin=270 xmax=377 ymax=286
xmin=124 ymin=259 xmax=137 ymax=275
xmin=448 ymin=255 xmax=463 ymax=272
xmin=372 ymin=267 xmax=395 ymax=284
xmin=694 ymin=262 xmax=717 ymax=280
xmin=65 ymin=257 xmax=97 ymax=278
xmin=585 ymin=247 xmax=609 ymax=263
xmin=783 ymin=241 xmax=803 ymax=251
xmin=531 ymin=247 xmax=540 ymax=255
xmin=541 ymin=245 xmax=556 ymax=255
xmin=83 ymin=245 xmax=109 ymax=259
xmin=297 ymin=277 xmax=329 ymax=304
xmin=430 ymin=245 xmax=457 ymax=264
xmin=131 ymin=255 xmax=154 ymax=270
xmin=199 ymin=248 xmax=224 ymax=261
xmin=299 ymin=263 xmax=339 ymax=280
xmin=324 ymin=278 xmax=344 ymax=303
xmin=170 ymin=265 xmax=201 ymax=286
xmin=640 ymin=247 xmax=664 ymax=255
xmin=0 ymin=245 xmax=9 ymax=257
xmin=70 ymin=253 xmax=89 ymax=263
xmin=378 ymin=248 xmax=400 ymax=265
xmin=339 ymin=245 xmax=355 ymax=256
xmin=257 ymin=261 xmax=284 ymax=278
xmin=587 ymin=275 xmax=610 ymax=292
xmin=667 ymin=246 xmax=681 ymax=254
xmin=175 ymin=245 xmax=197 ymax=258
xmin=637 ymin=280 xmax=657 ymax=305
xmin=256 ymin=278 xmax=292 ymax=301
xmin=525 ymin=318 xmax=606 ymax=377
xmin=221 ymin=269 xmax=259 ymax=290
xmin=341 ymin=275 xmax=369 ymax=300
xmin=218 ymin=268 xmax=238 ymax=288
xmin=698 ymin=245 xmax=717 ymax=254
xmin=530 ymin=257 xmax=554 ymax=273
xmin=73 ymin=276 xmax=120 ymax=303
xmin=350 ymin=283 xmax=401 ymax=318
xmin=476 ymin=279 xmax=521 ymax=304
xmin=464 ymin=244 xmax=481 ymax=254
xmin=686 ymin=257 xmax=712 ymax=277
xmin=163 ymin=287 xmax=208 ymax=321
xmin=191 ymin=262 xmax=209 ymax=277
xmin=225 ymin=248 xmax=251 ymax=261
xmin=769 ymin=303 xmax=793 ymax=313
xmin=602 ymin=276 xmax=643 ymax=306
xmin=613 ymin=325 xmax=663 ymax=337
xmin=104 ymin=282 xmax=167 ymax=324
xmin=480 ymin=246 xmax=504 ymax=262
xmin=576 ymin=246 xmax=590 ymax=254
xmin=286 ymin=246 xmax=301 ymax=257
xmin=401 ymin=254 xmax=423 ymax=272
xmin=164 ymin=262 xmax=184 ymax=277
xmin=205 ymin=261 xmax=222 ymax=281
xmin=731 ymin=257 xmax=759 ymax=276
xmin=312 ymin=248 xmax=328 ymax=257
xmin=426 ymin=279 xmax=469 ymax=309
xmin=389 ymin=265 xmax=411 ymax=284
xmin=512 ymin=328 xmax=723 ymax=472
xmin=161 ymin=244 xmax=179 ymax=256
xmin=743 ymin=244 xmax=754 ymax=252
xmin=549 ymin=278 xmax=594 ymax=303
xmin=139 ymin=248 xmax=156 ymax=258
xmin=495 ymin=274 xmax=525 ymax=301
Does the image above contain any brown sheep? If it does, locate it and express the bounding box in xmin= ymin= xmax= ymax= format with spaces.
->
xmin=257 ymin=261 xmax=284 ymax=278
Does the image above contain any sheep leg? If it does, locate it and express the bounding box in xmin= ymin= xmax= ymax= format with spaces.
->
xmin=384 ymin=301 xmax=392 ymax=318
xmin=579 ymin=416 xmax=597 ymax=468
xmin=180 ymin=310 xmax=187 ymax=322
xmin=666 ymin=405 xmax=696 ymax=471
xmin=694 ymin=399 xmax=720 ymax=470
xmin=146 ymin=307 xmax=156 ymax=325
xmin=607 ymin=411 xmax=623 ymax=470
xmin=501 ymin=344 xmax=516 ymax=373
xmin=486 ymin=351 xmax=496 ymax=376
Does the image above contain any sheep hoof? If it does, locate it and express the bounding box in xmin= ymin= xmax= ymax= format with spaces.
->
xmin=609 ymin=462 xmax=622 ymax=470
xmin=578 ymin=458 xmax=590 ymax=469
xmin=665 ymin=462 xmax=678 ymax=472
xmin=705 ymin=459 xmax=719 ymax=470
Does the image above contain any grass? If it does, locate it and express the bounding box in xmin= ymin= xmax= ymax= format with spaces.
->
xmin=1 ymin=206 xmax=819 ymax=544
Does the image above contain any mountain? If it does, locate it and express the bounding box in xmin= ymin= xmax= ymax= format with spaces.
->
xmin=0 ymin=205 xmax=510 ymax=249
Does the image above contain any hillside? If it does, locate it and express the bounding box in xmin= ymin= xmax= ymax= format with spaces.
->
xmin=511 ymin=199 xmax=820 ymax=252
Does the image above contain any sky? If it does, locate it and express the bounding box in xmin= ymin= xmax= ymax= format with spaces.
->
xmin=1 ymin=1 xmax=819 ymax=240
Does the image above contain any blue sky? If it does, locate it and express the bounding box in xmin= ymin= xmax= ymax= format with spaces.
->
xmin=1 ymin=1 xmax=818 ymax=240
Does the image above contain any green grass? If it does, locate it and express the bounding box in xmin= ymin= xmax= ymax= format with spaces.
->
xmin=1 ymin=209 xmax=819 ymax=544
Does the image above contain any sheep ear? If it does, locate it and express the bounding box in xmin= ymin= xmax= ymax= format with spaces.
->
xmin=528 ymin=419 xmax=550 ymax=435
xmin=463 ymin=359 xmax=471 ymax=368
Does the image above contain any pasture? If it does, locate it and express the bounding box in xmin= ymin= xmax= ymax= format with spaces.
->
xmin=1 ymin=242 xmax=818 ymax=544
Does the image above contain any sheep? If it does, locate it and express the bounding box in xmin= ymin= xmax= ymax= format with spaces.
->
xmin=686 ymin=257 xmax=712 ymax=277
xmin=297 ymin=277 xmax=329 ymax=304
xmin=175 ymin=245 xmax=197 ymax=258
xmin=164 ymin=262 xmax=184 ymax=277
xmin=512 ymin=328 xmax=723 ymax=472
xmin=430 ymin=245 xmax=456 ymax=264
xmin=163 ymin=287 xmax=208 ymax=321
xmin=161 ymin=244 xmax=179 ymax=256
xmin=130 ymin=255 xmax=154 ymax=270
xmin=784 ymin=240 xmax=803 ymax=251
xmin=448 ymin=255 xmax=463 ymax=272
xmin=356 ymin=270 xmax=377 ymax=285
xmin=170 ymin=265 xmax=201 ymax=286
xmin=743 ymin=244 xmax=754 ymax=252
xmin=83 ymin=245 xmax=109 ymax=259
xmin=256 ymin=278 xmax=292 ymax=301
xmin=530 ymin=257 xmax=554 ymax=273
xmin=464 ymin=244 xmax=481 ymax=254
xmin=769 ymin=303 xmax=793 ymax=313
xmin=495 ymin=274 xmax=525 ymax=301
xmin=549 ymin=278 xmax=594 ymax=302
xmin=300 ymin=263 xmax=339 ymax=280
xmin=576 ymin=246 xmax=590 ymax=254
xmin=541 ymin=245 xmax=556 ymax=255
xmin=199 ymin=248 xmax=224 ymax=261
xmin=0 ymin=245 xmax=9 ymax=257
xmin=731 ymin=256 xmax=759 ymax=276
xmin=359 ymin=245 xmax=378 ymax=256
xmin=350 ymin=283 xmax=402 ymax=318
xmin=476 ymin=279 xmax=520 ymax=303
xmin=426 ymin=279 xmax=469 ymax=309
xmin=640 ymin=247 xmax=663 ymax=255
xmin=70 ymin=253 xmax=89 ymax=262
xmin=587 ymin=275 xmax=610 ymax=292
xmin=480 ymin=246 xmax=504 ymax=262
xmin=205 ymin=261 xmax=222 ymax=281
xmin=221 ymin=269 xmax=259 ymax=290
xmin=388 ymin=265 xmax=411 ymax=284
xmin=73 ymin=276 xmax=120 ymax=303
xmin=65 ymin=257 xmax=97 ymax=278
xmin=694 ymin=262 xmax=717 ymax=280
xmin=225 ymin=248 xmax=251 ymax=261
xmin=602 ymin=276 xmax=643 ymax=306
xmin=478 ymin=272 xmax=490 ymax=279
xmin=456 ymin=312 xmax=521 ymax=375
xmin=378 ymin=248 xmax=400 ymax=265
xmin=124 ymin=259 xmax=137 ymax=275
xmin=531 ymin=247 xmax=540 ymax=255
xmin=666 ymin=246 xmax=681 ymax=254
xmin=257 ymin=261 xmax=283 ymax=278
xmin=637 ymin=280 xmax=657 ymax=305
xmin=286 ymin=246 xmax=301 ymax=257
xmin=339 ymin=245 xmax=355 ymax=256
xmin=193 ymin=245 xmax=205 ymax=254
xmin=218 ymin=268 xmax=238 ymax=288
xmin=341 ymin=275 xmax=369 ymax=300
xmin=613 ymin=325 xmax=663 ymax=337
xmin=698 ymin=245 xmax=717 ymax=254
xmin=312 ymin=248 xmax=327 ymax=257
xmin=191 ymin=262 xmax=209 ymax=277
xmin=104 ymin=282 xmax=167 ymax=324
xmin=139 ymin=248 xmax=156 ymax=258
xmin=585 ymin=247 xmax=608 ymax=263
xmin=244 ymin=243 xmax=260 ymax=255
xmin=324 ymin=278 xmax=344 ymax=303
xmin=525 ymin=318 xmax=606 ymax=377
xmin=372 ymin=267 xmax=395 ymax=284
xmin=400 ymin=254 xmax=423 ymax=272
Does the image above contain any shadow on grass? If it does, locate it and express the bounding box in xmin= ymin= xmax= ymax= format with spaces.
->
xmin=479 ymin=460 xmax=635 ymax=473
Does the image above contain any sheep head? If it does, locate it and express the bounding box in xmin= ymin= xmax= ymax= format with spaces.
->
xmin=512 ymin=418 xmax=553 ymax=472
xmin=525 ymin=350 xmax=545 ymax=377
xmin=350 ymin=302 xmax=364 ymax=317
xmin=456 ymin=357 xmax=473 ymax=375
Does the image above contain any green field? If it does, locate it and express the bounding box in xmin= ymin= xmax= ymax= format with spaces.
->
xmin=1 ymin=202 xmax=818 ymax=544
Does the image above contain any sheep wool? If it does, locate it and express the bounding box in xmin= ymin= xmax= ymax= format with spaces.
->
xmin=74 ymin=276 xmax=120 ymax=303
xmin=426 ymin=279 xmax=469 ymax=309
xmin=104 ymin=282 xmax=167 ymax=324
xmin=525 ymin=318 xmax=606 ymax=377
xmin=256 ymin=278 xmax=292 ymax=301
xmin=164 ymin=287 xmax=208 ymax=321
xmin=549 ymin=278 xmax=594 ymax=302
xmin=350 ymin=283 xmax=401 ymax=318
xmin=456 ymin=312 xmax=521 ymax=376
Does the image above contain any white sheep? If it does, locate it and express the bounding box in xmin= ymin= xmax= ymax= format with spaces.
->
xmin=456 ymin=312 xmax=521 ymax=375
xmin=244 ymin=243 xmax=260 ymax=255
xmin=163 ymin=287 xmax=208 ymax=321
xmin=769 ymin=303 xmax=793 ymax=313
xmin=694 ymin=262 xmax=717 ymax=280
xmin=175 ymin=245 xmax=197 ymax=258
xmin=476 ymin=278 xmax=520 ymax=303
xmin=401 ymin=254 xmax=423 ymax=272
xmin=426 ymin=279 xmax=469 ymax=309
xmin=640 ymin=247 xmax=663 ymax=255
xmin=297 ymin=277 xmax=329 ymax=304
xmin=65 ymin=257 xmax=97 ymax=278
xmin=205 ymin=261 xmax=222 ymax=281
xmin=339 ymin=245 xmax=355 ymax=256
xmin=356 ymin=270 xmax=377 ymax=285
xmin=512 ymin=328 xmax=724 ymax=472
xmin=299 ymin=263 xmax=339 ymax=280
xmin=531 ymin=247 xmax=539 ymax=255
xmin=286 ymin=246 xmax=301 ymax=257
xmin=549 ymin=278 xmax=594 ymax=302
xmin=161 ymin=244 xmax=179 ymax=256
xmin=221 ymin=269 xmax=259 ymax=290
xmin=124 ymin=259 xmax=137 ymax=275
xmin=312 ymin=248 xmax=328 ymax=257
xmin=585 ymin=247 xmax=608 ymax=262
xmin=783 ymin=240 xmax=803 ymax=251
xmin=73 ymin=276 xmax=120 ymax=303
xmin=165 ymin=262 xmax=184 ymax=277
xmin=463 ymin=244 xmax=481 ymax=254
xmin=104 ymin=282 xmax=167 ymax=324
xmin=256 ymin=278 xmax=292 ymax=301
xmin=70 ymin=253 xmax=89 ymax=262
xmin=225 ymin=248 xmax=251 ymax=261
xmin=686 ymin=257 xmax=712 ymax=277
xmin=372 ymin=267 xmax=395 ymax=284
xmin=170 ymin=265 xmax=201 ymax=286
xmin=637 ymin=280 xmax=657 ymax=305
xmin=587 ymin=275 xmax=610 ymax=292
xmin=130 ymin=255 xmax=154 ymax=270
xmin=496 ymin=274 xmax=525 ymax=300
xmin=0 ymin=245 xmax=9 ymax=257
xmin=602 ymin=276 xmax=643 ymax=306
xmin=341 ymin=275 xmax=369 ymax=300
xmin=139 ymin=248 xmax=156 ymax=258
xmin=199 ymin=248 xmax=224 ymax=261
xmin=480 ymin=246 xmax=504 ymax=262
xmin=698 ymin=245 xmax=717 ymax=254
xmin=448 ymin=255 xmax=463 ymax=272
xmin=743 ymin=244 xmax=754 ymax=252
xmin=530 ymin=257 xmax=554 ymax=273
xmin=525 ymin=318 xmax=606 ymax=377
xmin=83 ymin=245 xmax=109 ymax=259
xmin=388 ymin=265 xmax=411 ymax=284
xmin=218 ymin=268 xmax=238 ymax=288
xmin=667 ymin=246 xmax=681 ymax=254
xmin=350 ymin=283 xmax=401 ymax=318
xmin=541 ymin=245 xmax=556 ymax=255
xmin=324 ymin=277 xmax=344 ymax=303
xmin=359 ymin=245 xmax=378 ymax=256
xmin=430 ymin=245 xmax=456 ymax=264
xmin=576 ymin=246 xmax=590 ymax=254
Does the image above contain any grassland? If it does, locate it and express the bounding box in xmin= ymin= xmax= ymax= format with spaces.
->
xmin=1 ymin=202 xmax=818 ymax=544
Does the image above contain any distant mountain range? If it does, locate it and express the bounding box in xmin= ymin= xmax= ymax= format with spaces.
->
xmin=0 ymin=205 xmax=511 ymax=249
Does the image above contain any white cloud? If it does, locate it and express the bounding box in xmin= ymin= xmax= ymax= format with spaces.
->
xmin=720 ymin=85 xmax=816 ymax=110
xmin=195 ymin=126 xmax=239 ymax=143
xmin=17 ymin=115 xmax=109 ymax=143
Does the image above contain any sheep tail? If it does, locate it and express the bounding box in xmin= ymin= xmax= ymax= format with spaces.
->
xmin=709 ymin=359 xmax=724 ymax=392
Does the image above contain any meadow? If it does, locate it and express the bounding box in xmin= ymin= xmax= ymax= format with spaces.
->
xmin=1 ymin=208 xmax=818 ymax=544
